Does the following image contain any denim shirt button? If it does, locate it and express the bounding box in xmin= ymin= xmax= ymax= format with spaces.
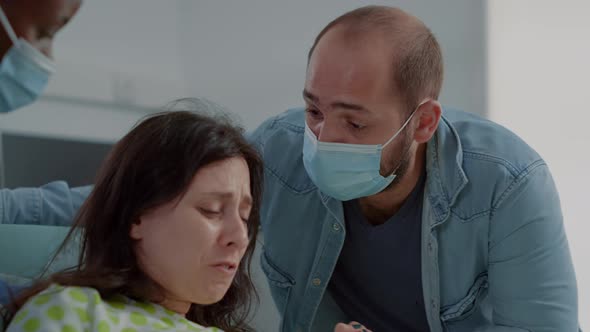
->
xmin=332 ymin=223 xmax=341 ymax=232
xmin=312 ymin=278 xmax=322 ymax=286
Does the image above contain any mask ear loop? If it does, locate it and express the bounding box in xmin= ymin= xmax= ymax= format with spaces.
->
xmin=380 ymin=99 xmax=431 ymax=177
xmin=0 ymin=5 xmax=19 ymax=46
xmin=382 ymin=99 xmax=430 ymax=149
xmin=385 ymin=133 xmax=415 ymax=178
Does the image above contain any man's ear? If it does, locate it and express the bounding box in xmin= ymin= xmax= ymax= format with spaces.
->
xmin=413 ymin=100 xmax=442 ymax=144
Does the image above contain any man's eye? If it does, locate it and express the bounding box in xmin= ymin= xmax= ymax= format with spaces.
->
xmin=348 ymin=121 xmax=365 ymax=130
xmin=306 ymin=108 xmax=322 ymax=119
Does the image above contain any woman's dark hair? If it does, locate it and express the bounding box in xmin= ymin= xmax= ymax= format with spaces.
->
xmin=2 ymin=98 xmax=263 ymax=332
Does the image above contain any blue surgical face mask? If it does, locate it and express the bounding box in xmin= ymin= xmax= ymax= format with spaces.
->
xmin=302 ymin=100 xmax=428 ymax=201
xmin=0 ymin=6 xmax=55 ymax=112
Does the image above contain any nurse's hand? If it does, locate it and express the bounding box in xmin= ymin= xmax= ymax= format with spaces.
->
xmin=334 ymin=321 xmax=372 ymax=332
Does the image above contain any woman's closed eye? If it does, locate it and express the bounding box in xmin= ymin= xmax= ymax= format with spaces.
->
xmin=199 ymin=208 xmax=222 ymax=218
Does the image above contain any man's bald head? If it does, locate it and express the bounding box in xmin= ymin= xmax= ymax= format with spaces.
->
xmin=308 ymin=6 xmax=443 ymax=113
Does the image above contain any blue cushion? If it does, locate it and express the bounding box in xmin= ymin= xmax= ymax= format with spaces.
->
xmin=0 ymin=224 xmax=72 ymax=279
xmin=0 ymin=277 xmax=27 ymax=305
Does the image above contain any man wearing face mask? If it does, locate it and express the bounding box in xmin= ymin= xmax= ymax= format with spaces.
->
xmin=0 ymin=5 xmax=580 ymax=332
xmin=0 ymin=0 xmax=81 ymax=111
xmin=249 ymin=6 xmax=578 ymax=332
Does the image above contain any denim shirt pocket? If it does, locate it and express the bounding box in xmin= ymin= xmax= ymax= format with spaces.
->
xmin=260 ymin=249 xmax=296 ymax=329
xmin=440 ymin=272 xmax=489 ymax=325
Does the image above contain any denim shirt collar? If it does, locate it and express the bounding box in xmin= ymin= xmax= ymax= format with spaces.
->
xmin=424 ymin=113 xmax=469 ymax=227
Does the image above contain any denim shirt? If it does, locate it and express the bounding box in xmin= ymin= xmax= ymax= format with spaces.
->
xmin=249 ymin=108 xmax=578 ymax=332
xmin=0 ymin=108 xmax=579 ymax=332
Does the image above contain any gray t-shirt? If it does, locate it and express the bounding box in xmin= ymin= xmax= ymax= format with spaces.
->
xmin=328 ymin=173 xmax=429 ymax=332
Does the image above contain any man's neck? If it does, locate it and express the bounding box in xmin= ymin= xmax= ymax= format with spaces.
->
xmin=358 ymin=144 xmax=426 ymax=225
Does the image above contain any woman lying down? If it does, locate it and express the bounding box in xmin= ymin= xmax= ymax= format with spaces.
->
xmin=1 ymin=99 xmax=263 ymax=332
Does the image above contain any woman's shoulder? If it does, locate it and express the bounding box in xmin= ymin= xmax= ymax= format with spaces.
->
xmin=7 ymin=284 xmax=101 ymax=331
xmin=111 ymin=297 xmax=225 ymax=331
xmin=9 ymin=284 xmax=224 ymax=332
xmin=17 ymin=283 xmax=101 ymax=311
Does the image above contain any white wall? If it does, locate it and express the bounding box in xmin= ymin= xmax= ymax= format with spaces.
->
xmin=0 ymin=0 xmax=487 ymax=142
xmin=0 ymin=0 xmax=189 ymax=142
xmin=178 ymin=0 xmax=487 ymax=130
xmin=488 ymin=0 xmax=589 ymax=327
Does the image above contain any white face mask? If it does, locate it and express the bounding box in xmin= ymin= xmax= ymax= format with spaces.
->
xmin=0 ymin=5 xmax=55 ymax=112
xmin=302 ymin=100 xmax=428 ymax=201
